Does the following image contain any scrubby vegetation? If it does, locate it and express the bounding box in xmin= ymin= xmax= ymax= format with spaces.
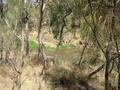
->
xmin=0 ymin=0 xmax=120 ymax=90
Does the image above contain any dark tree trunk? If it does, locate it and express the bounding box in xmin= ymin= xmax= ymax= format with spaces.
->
xmin=37 ymin=0 xmax=45 ymax=61
xmin=105 ymin=36 xmax=112 ymax=90
xmin=0 ymin=35 xmax=3 ymax=60
xmin=0 ymin=0 xmax=4 ymax=18
xmin=112 ymin=0 xmax=120 ymax=89
xmin=58 ymin=10 xmax=72 ymax=46
xmin=20 ymin=1 xmax=29 ymax=59
xmin=78 ymin=40 xmax=88 ymax=66
xmin=88 ymin=64 xmax=104 ymax=78
xmin=0 ymin=0 xmax=4 ymax=60
xmin=58 ymin=17 xmax=65 ymax=46
xmin=87 ymin=0 xmax=112 ymax=90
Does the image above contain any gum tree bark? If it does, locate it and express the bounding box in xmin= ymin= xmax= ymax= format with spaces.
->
xmin=21 ymin=23 xmax=29 ymax=57
xmin=58 ymin=8 xmax=72 ymax=46
xmin=0 ymin=0 xmax=4 ymax=60
xmin=21 ymin=0 xmax=29 ymax=59
xmin=0 ymin=33 xmax=3 ymax=60
xmin=111 ymin=0 xmax=120 ymax=89
xmin=105 ymin=33 xmax=112 ymax=90
xmin=37 ymin=0 xmax=47 ymax=64
xmin=87 ymin=0 xmax=112 ymax=90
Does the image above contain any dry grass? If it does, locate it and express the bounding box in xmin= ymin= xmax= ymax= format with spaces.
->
xmin=0 ymin=45 xmax=118 ymax=90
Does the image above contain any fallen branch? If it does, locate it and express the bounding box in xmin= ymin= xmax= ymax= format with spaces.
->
xmin=88 ymin=64 xmax=104 ymax=78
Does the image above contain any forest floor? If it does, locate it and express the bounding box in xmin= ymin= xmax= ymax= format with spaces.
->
xmin=0 ymin=27 xmax=117 ymax=90
xmin=29 ymin=26 xmax=82 ymax=49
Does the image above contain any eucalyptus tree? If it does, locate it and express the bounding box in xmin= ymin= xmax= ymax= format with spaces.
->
xmin=81 ymin=1 xmax=107 ymax=90
xmin=78 ymin=0 xmax=120 ymax=89
xmin=0 ymin=0 xmax=25 ymax=58
xmin=47 ymin=0 xmax=73 ymax=45
xmin=0 ymin=0 xmax=9 ymax=60
xmin=0 ymin=0 xmax=4 ymax=59
xmin=37 ymin=0 xmax=48 ymax=66
xmin=46 ymin=0 xmax=120 ymax=89
xmin=20 ymin=0 xmax=30 ymax=59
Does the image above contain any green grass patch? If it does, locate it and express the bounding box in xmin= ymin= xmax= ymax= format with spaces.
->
xmin=44 ymin=42 xmax=57 ymax=51
xmin=29 ymin=40 xmax=74 ymax=50
xmin=44 ymin=45 xmax=56 ymax=51
xmin=29 ymin=40 xmax=38 ymax=49
xmin=58 ymin=43 xmax=74 ymax=49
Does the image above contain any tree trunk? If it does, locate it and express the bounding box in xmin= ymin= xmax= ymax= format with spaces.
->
xmin=25 ymin=23 xmax=29 ymax=55
xmin=87 ymin=0 xmax=112 ymax=89
xmin=21 ymin=28 xmax=25 ymax=57
xmin=37 ymin=0 xmax=46 ymax=62
xmin=58 ymin=17 xmax=65 ymax=46
xmin=21 ymin=24 xmax=29 ymax=58
xmin=0 ymin=35 xmax=3 ymax=60
xmin=21 ymin=0 xmax=29 ymax=59
xmin=112 ymin=0 xmax=120 ymax=89
xmin=105 ymin=39 xmax=112 ymax=90
xmin=58 ymin=10 xmax=72 ymax=46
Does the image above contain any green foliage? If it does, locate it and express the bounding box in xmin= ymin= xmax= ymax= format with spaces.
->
xmin=26 ymin=40 xmax=71 ymax=50
xmin=29 ymin=40 xmax=74 ymax=50
xmin=29 ymin=40 xmax=38 ymax=49
xmin=6 ymin=0 xmax=21 ymax=25
xmin=47 ymin=0 xmax=73 ymax=39
xmin=44 ymin=42 xmax=56 ymax=51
